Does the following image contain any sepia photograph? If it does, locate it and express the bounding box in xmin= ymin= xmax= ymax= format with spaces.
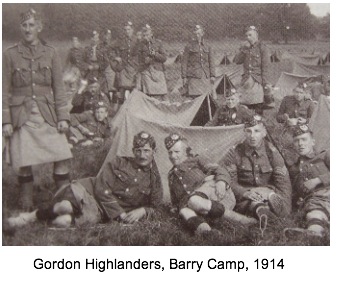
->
xmin=2 ymin=3 xmax=330 ymax=246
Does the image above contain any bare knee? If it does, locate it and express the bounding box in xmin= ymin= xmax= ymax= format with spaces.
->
xmin=179 ymin=207 xmax=197 ymax=221
xmin=53 ymin=200 xmax=73 ymax=215
xmin=54 ymin=160 xmax=70 ymax=175
xmin=187 ymin=196 xmax=211 ymax=213
xmin=51 ymin=214 xmax=72 ymax=228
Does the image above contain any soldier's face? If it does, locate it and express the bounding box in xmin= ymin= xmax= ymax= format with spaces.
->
xmin=95 ymin=107 xmax=108 ymax=122
xmin=104 ymin=33 xmax=111 ymax=43
xmin=91 ymin=34 xmax=99 ymax=46
xmin=245 ymin=30 xmax=258 ymax=45
xmin=293 ymin=133 xmax=315 ymax=156
xmin=293 ymin=88 xmax=305 ymax=101
xmin=245 ymin=124 xmax=266 ymax=148
xmin=168 ymin=141 xmax=188 ymax=166
xmin=20 ymin=17 xmax=42 ymax=44
xmin=226 ymin=94 xmax=240 ymax=108
xmin=125 ymin=26 xmax=134 ymax=37
xmin=88 ymin=83 xmax=100 ymax=95
xmin=136 ymin=32 xmax=142 ymax=40
xmin=133 ymin=143 xmax=155 ymax=167
xmin=143 ymin=30 xmax=153 ymax=41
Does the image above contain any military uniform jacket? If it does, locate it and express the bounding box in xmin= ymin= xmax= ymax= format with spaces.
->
xmin=181 ymin=39 xmax=215 ymax=79
xmin=289 ymin=150 xmax=330 ymax=201
xmin=220 ymin=140 xmax=292 ymax=211
xmin=112 ymin=36 xmax=139 ymax=72
xmin=277 ymin=96 xmax=316 ymax=123
xmin=83 ymin=45 xmax=107 ymax=78
xmin=93 ymin=156 xmax=163 ymax=220
xmin=168 ymin=155 xmax=230 ymax=207
xmin=2 ymin=40 xmax=69 ymax=129
xmin=138 ymin=38 xmax=167 ymax=72
xmin=233 ymin=41 xmax=271 ymax=86
xmin=71 ymin=90 xmax=109 ymax=113
xmin=70 ymin=111 xmax=111 ymax=138
xmin=206 ymin=104 xmax=254 ymax=126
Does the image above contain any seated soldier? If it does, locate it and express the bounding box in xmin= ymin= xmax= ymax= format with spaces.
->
xmin=284 ymin=124 xmax=329 ymax=239
xmin=206 ymin=88 xmax=254 ymax=126
xmin=277 ymin=82 xmax=316 ymax=126
xmin=7 ymin=132 xmax=163 ymax=228
xmin=220 ymin=115 xmax=292 ymax=225
xmin=71 ymin=77 xmax=109 ymax=114
xmin=165 ymin=133 xmax=239 ymax=235
xmin=69 ymin=101 xmax=111 ymax=147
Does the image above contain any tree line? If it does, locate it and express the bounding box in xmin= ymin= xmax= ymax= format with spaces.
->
xmin=3 ymin=3 xmax=329 ymax=43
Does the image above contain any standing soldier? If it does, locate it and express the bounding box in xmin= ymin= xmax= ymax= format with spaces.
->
xmin=233 ymin=26 xmax=273 ymax=115
xmin=220 ymin=115 xmax=292 ymax=225
xmin=137 ymin=24 xmax=168 ymax=98
xmin=111 ymin=21 xmax=139 ymax=113
xmin=83 ymin=30 xmax=107 ymax=83
xmin=98 ymin=29 xmax=117 ymax=96
xmin=206 ymin=88 xmax=254 ymax=126
xmin=285 ymin=124 xmax=329 ymax=239
xmin=181 ymin=25 xmax=215 ymax=97
xmin=2 ymin=9 xmax=73 ymax=211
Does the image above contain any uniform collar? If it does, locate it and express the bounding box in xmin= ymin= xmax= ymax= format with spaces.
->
xmin=244 ymin=140 xmax=267 ymax=157
xmin=18 ymin=40 xmax=46 ymax=60
xmin=173 ymin=157 xmax=194 ymax=172
xmin=131 ymin=159 xmax=152 ymax=172
xmin=300 ymin=150 xmax=316 ymax=160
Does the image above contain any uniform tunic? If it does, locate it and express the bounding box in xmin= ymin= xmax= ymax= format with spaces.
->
xmin=168 ymin=155 xmax=234 ymax=210
xmin=66 ymin=47 xmax=86 ymax=74
xmin=70 ymin=111 xmax=111 ymax=139
xmin=220 ymin=140 xmax=292 ymax=215
xmin=82 ymin=44 xmax=107 ymax=81
xmin=94 ymin=157 xmax=163 ymax=220
xmin=205 ymin=104 xmax=254 ymax=126
xmin=233 ymin=41 xmax=271 ymax=105
xmin=137 ymin=38 xmax=168 ymax=96
xmin=181 ymin=39 xmax=215 ymax=96
xmin=71 ymin=90 xmax=110 ymax=113
xmin=2 ymin=40 xmax=72 ymax=168
xmin=289 ymin=150 xmax=330 ymax=217
xmin=277 ymin=96 xmax=316 ymax=124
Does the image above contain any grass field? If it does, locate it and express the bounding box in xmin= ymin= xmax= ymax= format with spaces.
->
xmin=2 ymin=39 xmax=330 ymax=246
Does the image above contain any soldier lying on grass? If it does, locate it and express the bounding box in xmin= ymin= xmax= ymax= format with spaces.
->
xmin=7 ymin=131 xmax=163 ymax=228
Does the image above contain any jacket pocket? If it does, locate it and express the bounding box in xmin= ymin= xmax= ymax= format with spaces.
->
xmin=12 ymin=68 xmax=29 ymax=87
xmin=39 ymin=63 xmax=52 ymax=85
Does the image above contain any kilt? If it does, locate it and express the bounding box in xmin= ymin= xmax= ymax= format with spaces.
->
xmin=240 ymin=76 xmax=264 ymax=105
xmin=9 ymin=101 xmax=72 ymax=169
xmin=139 ymin=66 xmax=167 ymax=96
xmin=187 ymin=72 xmax=212 ymax=97
xmin=304 ymin=188 xmax=330 ymax=218
xmin=117 ymin=65 xmax=137 ymax=90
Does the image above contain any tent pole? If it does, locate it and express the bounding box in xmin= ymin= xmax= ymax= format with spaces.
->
xmin=224 ymin=74 xmax=226 ymax=95
xmin=207 ymin=93 xmax=212 ymax=121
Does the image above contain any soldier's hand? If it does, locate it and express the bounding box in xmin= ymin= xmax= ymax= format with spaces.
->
xmin=210 ymin=77 xmax=216 ymax=84
xmin=170 ymin=207 xmax=178 ymax=214
xmin=287 ymin=118 xmax=298 ymax=126
xmin=303 ymin=177 xmax=322 ymax=193
xmin=57 ymin=121 xmax=69 ymax=133
xmin=123 ymin=208 xmax=146 ymax=224
xmin=119 ymin=212 xmax=128 ymax=221
xmin=2 ymin=124 xmax=13 ymax=137
xmin=243 ymin=191 xmax=264 ymax=203
xmin=215 ymin=181 xmax=227 ymax=199
xmin=297 ymin=117 xmax=307 ymax=124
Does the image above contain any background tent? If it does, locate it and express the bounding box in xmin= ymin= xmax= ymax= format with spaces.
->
xmin=100 ymin=90 xmax=245 ymax=201
xmin=309 ymin=95 xmax=330 ymax=153
xmin=292 ymin=62 xmax=330 ymax=77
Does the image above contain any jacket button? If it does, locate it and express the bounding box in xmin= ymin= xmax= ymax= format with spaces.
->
xmin=32 ymin=95 xmax=36 ymax=99
xmin=32 ymin=83 xmax=36 ymax=86
xmin=32 ymin=71 xmax=35 ymax=74
xmin=183 ymin=184 xmax=187 ymax=188
xmin=31 ymin=59 xmax=35 ymax=62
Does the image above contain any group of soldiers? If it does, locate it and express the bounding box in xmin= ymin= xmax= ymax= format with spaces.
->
xmin=3 ymin=9 xmax=330 ymax=242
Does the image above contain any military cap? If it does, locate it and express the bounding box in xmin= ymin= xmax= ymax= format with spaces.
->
xmin=245 ymin=25 xmax=258 ymax=33
xmin=125 ymin=21 xmax=133 ymax=27
xmin=133 ymin=131 xmax=156 ymax=149
xmin=142 ymin=24 xmax=152 ymax=32
xmin=164 ymin=133 xmax=186 ymax=150
xmin=292 ymin=124 xmax=313 ymax=137
xmin=225 ymin=88 xmax=240 ymax=98
xmin=194 ymin=24 xmax=203 ymax=31
xmin=20 ymin=8 xmax=41 ymax=23
xmin=94 ymin=101 xmax=109 ymax=110
xmin=88 ymin=77 xmax=99 ymax=85
xmin=244 ymin=114 xmax=264 ymax=128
